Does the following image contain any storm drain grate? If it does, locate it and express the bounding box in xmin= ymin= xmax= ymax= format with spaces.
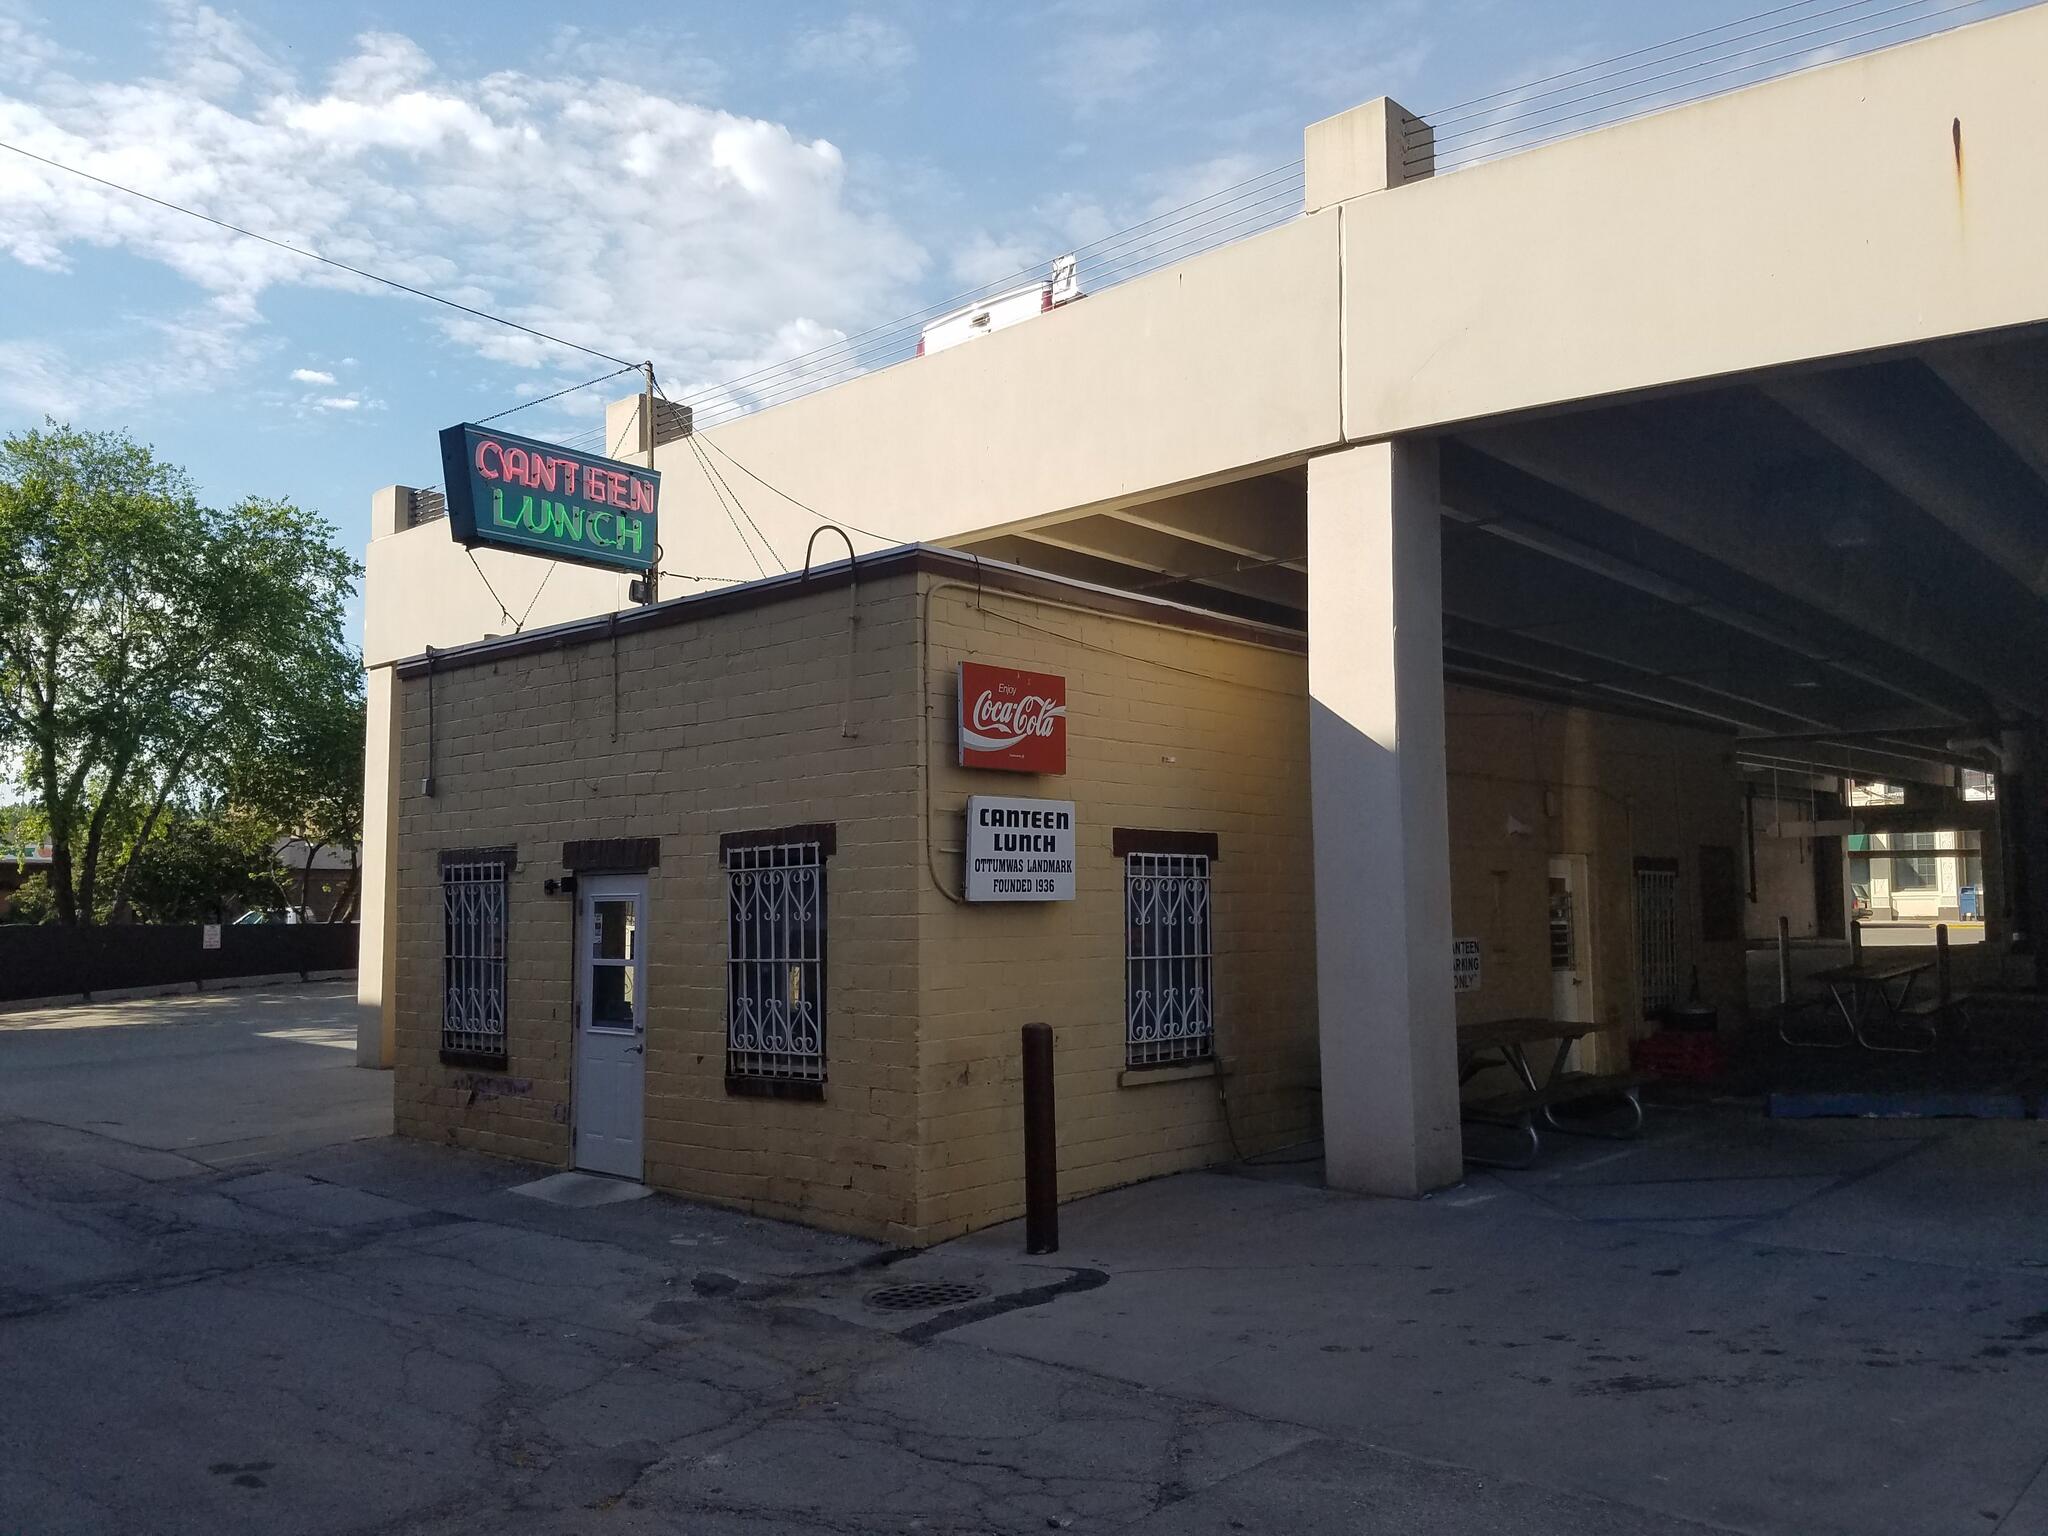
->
xmin=865 ymin=1280 xmax=988 ymax=1313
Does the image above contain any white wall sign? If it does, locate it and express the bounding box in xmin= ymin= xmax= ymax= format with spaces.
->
xmin=1452 ymin=937 xmax=1482 ymax=993
xmin=966 ymin=796 xmax=1077 ymax=902
xmin=202 ymin=923 xmax=223 ymax=951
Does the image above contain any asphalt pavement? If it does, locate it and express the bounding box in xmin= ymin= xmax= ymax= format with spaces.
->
xmin=4 ymin=984 xmax=2047 ymax=1533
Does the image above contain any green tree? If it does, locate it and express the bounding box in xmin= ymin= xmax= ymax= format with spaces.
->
xmin=120 ymin=808 xmax=286 ymax=924
xmin=226 ymin=653 xmax=366 ymax=924
xmin=0 ymin=422 xmax=362 ymax=925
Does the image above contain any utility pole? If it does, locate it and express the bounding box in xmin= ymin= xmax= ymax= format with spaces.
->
xmin=640 ymin=359 xmax=660 ymax=605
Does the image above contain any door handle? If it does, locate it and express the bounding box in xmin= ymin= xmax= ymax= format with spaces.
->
xmin=627 ymin=1044 xmax=644 ymax=1055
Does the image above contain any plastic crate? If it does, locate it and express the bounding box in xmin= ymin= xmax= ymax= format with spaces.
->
xmin=1632 ymin=1031 xmax=1724 ymax=1084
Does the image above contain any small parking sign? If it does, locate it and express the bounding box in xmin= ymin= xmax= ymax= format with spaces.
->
xmin=1452 ymin=937 xmax=1482 ymax=993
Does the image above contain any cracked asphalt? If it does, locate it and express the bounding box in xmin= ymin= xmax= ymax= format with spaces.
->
xmin=6 ymin=984 xmax=2048 ymax=1533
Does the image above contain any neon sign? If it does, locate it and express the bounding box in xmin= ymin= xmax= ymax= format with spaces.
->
xmin=437 ymin=423 xmax=660 ymax=574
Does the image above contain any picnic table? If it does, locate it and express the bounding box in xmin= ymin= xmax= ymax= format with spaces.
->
xmin=1457 ymin=1018 xmax=1643 ymax=1168
xmin=1802 ymin=956 xmax=1937 ymax=1053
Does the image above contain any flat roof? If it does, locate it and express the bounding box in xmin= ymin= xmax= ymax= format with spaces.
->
xmin=389 ymin=543 xmax=1306 ymax=680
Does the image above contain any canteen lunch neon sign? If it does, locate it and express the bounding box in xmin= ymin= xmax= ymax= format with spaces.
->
xmin=438 ymin=423 xmax=661 ymax=574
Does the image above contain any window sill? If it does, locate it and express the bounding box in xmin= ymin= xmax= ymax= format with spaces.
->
xmin=441 ymin=1049 xmax=509 ymax=1069
xmin=726 ymin=1075 xmax=825 ymax=1103
xmin=1119 ymin=1058 xmax=1222 ymax=1089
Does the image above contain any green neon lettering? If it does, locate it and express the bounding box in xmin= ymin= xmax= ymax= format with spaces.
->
xmin=517 ymin=495 xmax=546 ymax=533
xmin=491 ymin=487 xmax=517 ymax=527
xmin=591 ymin=509 xmax=614 ymax=547
xmin=545 ymin=500 xmax=583 ymax=541
xmin=614 ymin=515 xmax=644 ymax=556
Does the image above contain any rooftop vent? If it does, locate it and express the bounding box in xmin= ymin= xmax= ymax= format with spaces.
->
xmin=407 ymin=488 xmax=447 ymax=527
xmin=643 ymin=397 xmax=693 ymax=451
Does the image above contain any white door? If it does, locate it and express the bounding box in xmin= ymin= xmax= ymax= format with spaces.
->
xmin=1551 ymin=855 xmax=1600 ymax=1071
xmin=574 ymin=876 xmax=646 ymax=1179
xmin=1549 ymin=855 xmax=1594 ymax=1024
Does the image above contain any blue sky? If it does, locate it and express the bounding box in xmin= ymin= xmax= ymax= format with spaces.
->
xmin=0 ymin=0 xmax=2027 ymax=644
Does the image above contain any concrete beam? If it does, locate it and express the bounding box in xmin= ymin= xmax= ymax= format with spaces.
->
xmin=1439 ymin=444 xmax=1971 ymax=727
xmin=1441 ymin=614 xmax=1831 ymax=734
xmin=1928 ymin=339 xmax=2048 ymax=500
xmin=963 ymin=535 xmax=1304 ymax=628
xmin=1022 ymin=517 xmax=1308 ymax=609
xmin=1762 ymin=368 xmax=2048 ymax=599
xmin=1461 ymin=411 xmax=2044 ymax=716
xmin=1101 ymin=477 xmax=1307 ymax=569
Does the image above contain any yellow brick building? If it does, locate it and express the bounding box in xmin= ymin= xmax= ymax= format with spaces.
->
xmin=392 ymin=546 xmax=1740 ymax=1244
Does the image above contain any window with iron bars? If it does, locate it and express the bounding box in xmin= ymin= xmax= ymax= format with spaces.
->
xmin=441 ymin=851 xmax=510 ymax=1062
xmin=1634 ymin=861 xmax=1680 ymax=1018
xmin=1125 ymin=851 xmax=1214 ymax=1068
xmin=724 ymin=836 xmax=828 ymax=1082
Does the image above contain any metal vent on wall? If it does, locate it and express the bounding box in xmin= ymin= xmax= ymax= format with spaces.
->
xmin=408 ymin=488 xmax=447 ymax=527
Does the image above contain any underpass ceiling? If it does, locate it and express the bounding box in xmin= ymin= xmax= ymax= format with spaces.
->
xmin=948 ymin=326 xmax=2048 ymax=786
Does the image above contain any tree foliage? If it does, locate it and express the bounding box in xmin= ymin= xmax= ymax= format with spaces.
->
xmin=120 ymin=809 xmax=286 ymax=925
xmin=0 ymin=422 xmax=363 ymax=924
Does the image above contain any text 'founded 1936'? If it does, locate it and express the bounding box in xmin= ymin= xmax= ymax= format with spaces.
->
xmin=965 ymin=796 xmax=1077 ymax=902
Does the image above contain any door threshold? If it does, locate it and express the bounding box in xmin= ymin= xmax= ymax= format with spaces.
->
xmin=509 ymin=1170 xmax=655 ymax=1207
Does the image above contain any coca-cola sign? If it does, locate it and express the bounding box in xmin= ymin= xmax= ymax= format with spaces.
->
xmin=958 ymin=662 xmax=1067 ymax=774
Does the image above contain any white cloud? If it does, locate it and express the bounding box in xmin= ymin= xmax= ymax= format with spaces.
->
xmin=1046 ymin=28 xmax=1159 ymax=113
xmin=291 ymin=366 xmax=336 ymax=384
xmin=0 ymin=295 xmax=261 ymax=419
xmin=314 ymin=394 xmax=360 ymax=411
xmin=791 ymin=13 xmax=917 ymax=80
xmin=948 ymin=231 xmax=1041 ymax=288
xmin=0 ymin=338 xmax=86 ymax=418
xmin=0 ymin=3 xmax=70 ymax=89
xmin=0 ymin=9 xmax=927 ymax=410
xmin=156 ymin=1 xmax=292 ymax=101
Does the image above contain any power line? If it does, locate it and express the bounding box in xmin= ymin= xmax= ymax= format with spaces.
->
xmin=1413 ymin=0 xmax=1850 ymax=121
xmin=689 ymin=434 xmax=784 ymax=573
xmin=685 ymin=175 xmax=1306 ymax=431
xmin=465 ymin=548 xmax=517 ymax=631
xmin=659 ymin=569 xmax=759 ymax=585
xmin=476 ymin=364 xmax=645 ymax=425
xmin=646 ymin=375 xmax=786 ymax=572
xmin=668 ymin=159 xmax=1306 ymax=410
xmin=513 ymin=562 xmax=556 ymax=631
xmin=0 ymin=137 xmax=639 ymax=369
xmin=690 ymin=440 xmax=768 ymax=579
xmin=1420 ymin=0 xmax=1968 ymax=158
xmin=695 ymin=434 xmax=902 ymax=546
xmin=1418 ymin=0 xmax=1885 ymax=135
xmin=1426 ymin=0 xmax=1999 ymax=168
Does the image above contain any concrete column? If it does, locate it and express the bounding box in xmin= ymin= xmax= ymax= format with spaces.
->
xmin=355 ymin=486 xmax=410 ymax=1069
xmin=1307 ymin=439 xmax=1463 ymax=1196
xmin=1304 ymin=96 xmax=1433 ymax=212
xmin=2005 ymin=725 xmax=2048 ymax=989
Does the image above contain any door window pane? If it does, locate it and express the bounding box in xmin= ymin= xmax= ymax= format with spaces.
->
xmin=593 ymin=899 xmax=635 ymax=960
xmin=591 ymin=963 xmax=634 ymax=1027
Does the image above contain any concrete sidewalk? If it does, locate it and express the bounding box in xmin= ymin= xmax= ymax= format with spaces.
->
xmin=0 ymin=980 xmax=387 ymax=1164
xmin=868 ymin=1105 xmax=2048 ymax=1535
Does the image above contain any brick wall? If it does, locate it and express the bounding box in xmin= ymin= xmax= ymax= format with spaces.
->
xmin=392 ymin=555 xmax=1738 ymax=1246
xmin=394 ymin=571 xmax=928 ymax=1243
xmin=912 ymin=576 xmax=1319 ymax=1241
xmin=1443 ymin=686 xmax=1745 ymax=1079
